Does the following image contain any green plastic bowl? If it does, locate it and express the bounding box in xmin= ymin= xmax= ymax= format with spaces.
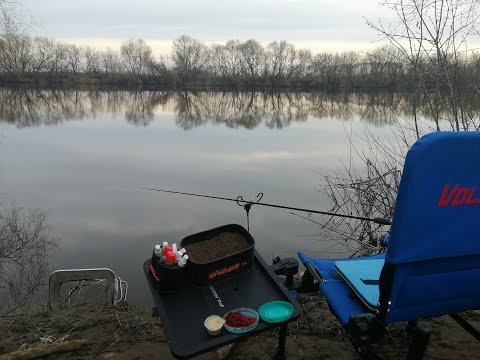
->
xmin=258 ymin=301 xmax=294 ymax=323
xmin=223 ymin=308 xmax=259 ymax=334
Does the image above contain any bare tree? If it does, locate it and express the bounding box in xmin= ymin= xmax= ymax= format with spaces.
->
xmin=172 ymin=35 xmax=209 ymax=84
xmin=146 ymin=55 xmax=168 ymax=78
xmin=0 ymin=0 xmax=36 ymax=80
xmin=0 ymin=201 xmax=58 ymax=315
xmin=101 ymin=47 xmax=123 ymax=75
xmin=30 ymin=37 xmax=55 ymax=74
xmin=238 ymin=39 xmax=265 ymax=85
xmin=83 ymin=46 xmax=101 ymax=76
xmin=120 ymin=38 xmax=154 ymax=77
xmin=210 ymin=40 xmax=243 ymax=84
xmin=293 ymin=49 xmax=313 ymax=81
xmin=0 ymin=33 xmax=32 ymax=79
xmin=48 ymin=42 xmax=68 ymax=75
xmin=65 ymin=43 xmax=83 ymax=75
xmin=366 ymin=0 xmax=480 ymax=130
xmin=366 ymin=45 xmax=405 ymax=89
xmin=265 ymin=41 xmax=298 ymax=86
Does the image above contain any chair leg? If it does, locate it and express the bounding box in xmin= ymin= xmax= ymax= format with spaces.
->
xmin=406 ymin=320 xmax=417 ymax=334
xmin=406 ymin=320 xmax=431 ymax=360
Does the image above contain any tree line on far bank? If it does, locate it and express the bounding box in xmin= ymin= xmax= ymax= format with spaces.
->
xmin=0 ymin=34 xmax=478 ymax=92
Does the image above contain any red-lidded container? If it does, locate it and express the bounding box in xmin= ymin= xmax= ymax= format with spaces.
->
xmin=180 ymin=224 xmax=255 ymax=287
xmin=162 ymin=245 xmax=173 ymax=255
xmin=166 ymin=251 xmax=176 ymax=264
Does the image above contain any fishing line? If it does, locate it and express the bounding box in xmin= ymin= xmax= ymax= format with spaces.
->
xmin=133 ymin=187 xmax=392 ymax=226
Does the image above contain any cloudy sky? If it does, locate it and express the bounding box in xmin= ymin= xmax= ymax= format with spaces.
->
xmin=22 ymin=0 xmax=392 ymax=55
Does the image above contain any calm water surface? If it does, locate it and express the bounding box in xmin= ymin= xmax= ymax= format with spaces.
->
xmin=0 ymin=90 xmax=397 ymax=306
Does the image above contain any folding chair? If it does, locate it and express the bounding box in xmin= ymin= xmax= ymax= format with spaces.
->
xmin=49 ymin=268 xmax=128 ymax=311
xmin=298 ymin=131 xmax=480 ymax=359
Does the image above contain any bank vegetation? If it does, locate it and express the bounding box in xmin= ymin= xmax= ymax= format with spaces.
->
xmin=1 ymin=33 xmax=480 ymax=93
xmin=0 ymin=2 xmax=479 ymax=94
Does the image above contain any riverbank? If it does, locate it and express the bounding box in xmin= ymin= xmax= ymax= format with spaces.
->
xmin=1 ymin=293 xmax=479 ymax=359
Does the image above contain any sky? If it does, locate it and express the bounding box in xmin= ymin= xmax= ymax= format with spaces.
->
xmin=21 ymin=0 xmax=392 ymax=55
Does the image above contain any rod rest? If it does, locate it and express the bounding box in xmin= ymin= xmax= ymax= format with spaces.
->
xmin=270 ymin=257 xmax=300 ymax=290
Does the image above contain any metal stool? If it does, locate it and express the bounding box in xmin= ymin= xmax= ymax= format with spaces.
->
xmin=48 ymin=268 xmax=128 ymax=311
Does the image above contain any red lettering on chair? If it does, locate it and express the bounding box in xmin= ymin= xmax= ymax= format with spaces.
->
xmin=452 ymin=187 xmax=470 ymax=206
xmin=438 ymin=184 xmax=460 ymax=206
xmin=438 ymin=184 xmax=480 ymax=206
xmin=465 ymin=188 xmax=478 ymax=205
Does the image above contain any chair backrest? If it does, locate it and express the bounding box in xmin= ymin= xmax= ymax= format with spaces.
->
xmin=381 ymin=131 xmax=480 ymax=323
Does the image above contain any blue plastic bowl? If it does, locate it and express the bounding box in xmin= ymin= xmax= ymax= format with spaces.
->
xmin=223 ymin=308 xmax=259 ymax=334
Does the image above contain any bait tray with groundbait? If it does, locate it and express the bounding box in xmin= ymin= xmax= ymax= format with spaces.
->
xmin=180 ymin=224 xmax=255 ymax=286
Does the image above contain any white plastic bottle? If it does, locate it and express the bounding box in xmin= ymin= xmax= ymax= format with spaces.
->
xmin=178 ymin=255 xmax=189 ymax=268
xmin=154 ymin=244 xmax=162 ymax=258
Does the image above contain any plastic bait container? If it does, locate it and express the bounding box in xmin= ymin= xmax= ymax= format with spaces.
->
xmin=180 ymin=224 xmax=255 ymax=287
xmin=204 ymin=315 xmax=225 ymax=336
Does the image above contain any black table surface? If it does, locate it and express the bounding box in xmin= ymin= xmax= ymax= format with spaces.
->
xmin=143 ymin=250 xmax=301 ymax=359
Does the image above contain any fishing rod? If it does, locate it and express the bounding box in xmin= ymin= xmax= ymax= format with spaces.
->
xmin=134 ymin=187 xmax=392 ymax=228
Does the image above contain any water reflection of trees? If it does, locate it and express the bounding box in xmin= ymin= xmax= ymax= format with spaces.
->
xmin=1 ymin=89 xmax=479 ymax=130
xmin=174 ymin=92 xmax=310 ymax=130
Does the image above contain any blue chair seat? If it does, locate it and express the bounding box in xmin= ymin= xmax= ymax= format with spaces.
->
xmin=298 ymin=252 xmax=385 ymax=325
xmin=297 ymin=252 xmax=385 ymax=281
xmin=320 ymin=279 xmax=366 ymax=326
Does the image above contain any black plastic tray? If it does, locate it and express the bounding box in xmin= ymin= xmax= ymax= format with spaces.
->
xmin=143 ymin=249 xmax=301 ymax=359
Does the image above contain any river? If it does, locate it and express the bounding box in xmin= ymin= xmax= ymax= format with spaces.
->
xmin=0 ymin=89 xmax=409 ymax=307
